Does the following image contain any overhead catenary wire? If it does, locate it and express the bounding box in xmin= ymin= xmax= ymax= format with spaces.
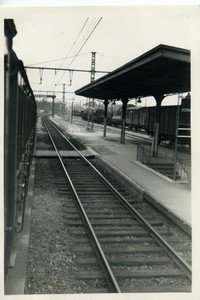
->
xmin=68 ymin=18 xmax=102 ymax=68
xmin=70 ymin=17 xmax=98 ymax=65
xmin=58 ymin=18 xmax=89 ymax=70
xmin=31 ymin=17 xmax=103 ymax=95
xmin=26 ymin=52 xmax=90 ymax=67
xmin=96 ymin=52 xmax=125 ymax=64
xmin=52 ymin=18 xmax=90 ymax=88
xmin=53 ymin=17 xmax=103 ymax=88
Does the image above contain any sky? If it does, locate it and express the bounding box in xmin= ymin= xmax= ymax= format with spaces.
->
xmin=2 ymin=5 xmax=199 ymax=107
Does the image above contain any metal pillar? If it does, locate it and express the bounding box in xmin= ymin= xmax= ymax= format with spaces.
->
xmin=173 ymin=94 xmax=182 ymax=180
xmin=91 ymin=52 xmax=96 ymax=82
xmin=62 ymin=84 xmax=65 ymax=116
xmin=71 ymin=98 xmax=74 ymax=124
xmin=90 ymin=52 xmax=96 ymax=131
xmin=152 ymin=94 xmax=164 ymax=157
xmin=121 ymin=98 xmax=129 ymax=144
xmin=51 ymin=94 xmax=56 ymax=117
xmin=62 ymin=83 xmax=65 ymax=100
xmin=103 ymin=99 xmax=109 ymax=137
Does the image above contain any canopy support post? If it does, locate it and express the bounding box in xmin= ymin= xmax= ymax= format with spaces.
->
xmin=121 ymin=98 xmax=129 ymax=144
xmin=103 ymin=99 xmax=109 ymax=137
xmin=153 ymin=94 xmax=164 ymax=157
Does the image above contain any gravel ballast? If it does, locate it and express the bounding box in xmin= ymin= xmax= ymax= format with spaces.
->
xmin=24 ymin=158 xmax=80 ymax=294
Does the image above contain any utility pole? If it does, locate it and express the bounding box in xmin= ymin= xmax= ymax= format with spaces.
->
xmin=55 ymin=83 xmax=66 ymax=117
xmin=63 ymin=83 xmax=65 ymax=101
xmin=87 ymin=51 xmax=96 ymax=131
xmin=91 ymin=51 xmax=96 ymax=82
xmin=71 ymin=97 xmax=74 ymax=124
xmin=62 ymin=83 xmax=66 ymax=119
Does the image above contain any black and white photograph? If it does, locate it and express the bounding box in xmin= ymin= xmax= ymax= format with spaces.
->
xmin=1 ymin=2 xmax=200 ymax=299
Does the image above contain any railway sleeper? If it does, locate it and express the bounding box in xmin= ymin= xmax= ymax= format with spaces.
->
xmin=64 ymin=220 xmax=166 ymax=228
xmin=65 ymin=220 xmax=143 ymax=226
xmin=68 ymin=228 xmax=172 ymax=237
xmin=78 ymin=203 xmax=125 ymax=208
xmin=76 ymin=269 xmax=185 ymax=280
xmin=72 ymin=236 xmax=155 ymax=244
xmin=72 ymin=245 xmax=165 ymax=254
xmin=84 ymin=285 xmax=191 ymax=293
xmin=88 ymin=226 xmax=171 ymax=234
xmin=62 ymin=213 xmax=164 ymax=225
xmin=77 ymin=256 xmax=172 ymax=266
xmin=121 ymin=285 xmax=191 ymax=293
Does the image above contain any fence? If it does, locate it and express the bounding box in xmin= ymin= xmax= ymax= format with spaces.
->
xmin=136 ymin=142 xmax=191 ymax=181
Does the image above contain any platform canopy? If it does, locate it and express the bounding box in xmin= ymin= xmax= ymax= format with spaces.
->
xmin=75 ymin=44 xmax=190 ymax=100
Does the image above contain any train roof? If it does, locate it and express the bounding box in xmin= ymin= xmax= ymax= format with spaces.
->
xmin=75 ymin=44 xmax=190 ymax=101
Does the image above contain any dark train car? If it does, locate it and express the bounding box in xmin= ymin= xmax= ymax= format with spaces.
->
xmin=110 ymin=105 xmax=122 ymax=126
xmin=126 ymin=106 xmax=139 ymax=129
xmin=94 ymin=109 xmax=112 ymax=124
xmin=82 ymin=108 xmax=111 ymax=124
xmin=137 ymin=107 xmax=149 ymax=131
xmin=179 ymin=93 xmax=190 ymax=128
xmin=145 ymin=94 xmax=190 ymax=143
xmin=145 ymin=106 xmax=155 ymax=135
xmin=4 ymin=19 xmax=37 ymax=279
xmin=110 ymin=94 xmax=190 ymax=145
xmin=81 ymin=108 xmax=93 ymax=121
xmin=73 ymin=109 xmax=81 ymax=117
xmin=94 ymin=109 xmax=105 ymax=123
xmin=177 ymin=93 xmax=191 ymax=144
xmin=160 ymin=106 xmax=177 ymax=142
xmin=146 ymin=105 xmax=177 ymax=140
xmin=111 ymin=104 xmax=136 ymax=127
xmin=112 ymin=105 xmax=149 ymax=131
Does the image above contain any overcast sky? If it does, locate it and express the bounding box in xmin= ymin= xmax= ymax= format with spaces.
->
xmin=3 ymin=6 xmax=200 ymax=106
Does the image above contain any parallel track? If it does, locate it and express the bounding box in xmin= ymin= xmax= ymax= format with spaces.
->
xmin=42 ymin=117 xmax=191 ymax=293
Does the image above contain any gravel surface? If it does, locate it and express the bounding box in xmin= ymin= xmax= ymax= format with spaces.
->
xmin=24 ymin=159 xmax=80 ymax=294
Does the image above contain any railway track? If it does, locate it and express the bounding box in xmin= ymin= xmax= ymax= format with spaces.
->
xmin=74 ymin=117 xmax=153 ymax=144
xmin=42 ymin=116 xmax=191 ymax=293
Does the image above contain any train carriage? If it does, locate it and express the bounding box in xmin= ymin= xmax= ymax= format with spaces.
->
xmin=110 ymin=94 xmax=190 ymax=145
xmin=160 ymin=106 xmax=177 ymax=142
xmin=110 ymin=105 xmax=123 ymax=126
xmin=146 ymin=95 xmax=190 ymax=143
xmin=138 ymin=107 xmax=149 ymax=131
xmin=4 ymin=19 xmax=37 ymax=278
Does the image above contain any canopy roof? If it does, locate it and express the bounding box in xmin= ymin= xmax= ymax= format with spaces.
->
xmin=75 ymin=44 xmax=190 ymax=100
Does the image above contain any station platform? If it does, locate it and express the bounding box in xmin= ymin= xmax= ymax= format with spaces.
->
xmin=50 ymin=115 xmax=191 ymax=228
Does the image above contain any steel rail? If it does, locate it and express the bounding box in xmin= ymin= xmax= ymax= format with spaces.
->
xmin=48 ymin=118 xmax=192 ymax=281
xmin=43 ymin=119 xmax=121 ymax=293
xmin=73 ymin=118 xmax=153 ymax=143
xmin=94 ymin=123 xmax=153 ymax=143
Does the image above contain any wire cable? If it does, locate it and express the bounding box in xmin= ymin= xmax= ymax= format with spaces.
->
xmin=52 ymin=18 xmax=90 ymax=88
xmin=49 ymin=17 xmax=102 ymax=94
xmin=55 ymin=17 xmax=102 ymax=87
xmin=69 ymin=18 xmax=102 ymax=68
xmin=26 ymin=52 xmax=90 ymax=67
xmin=58 ymin=18 xmax=89 ymax=70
